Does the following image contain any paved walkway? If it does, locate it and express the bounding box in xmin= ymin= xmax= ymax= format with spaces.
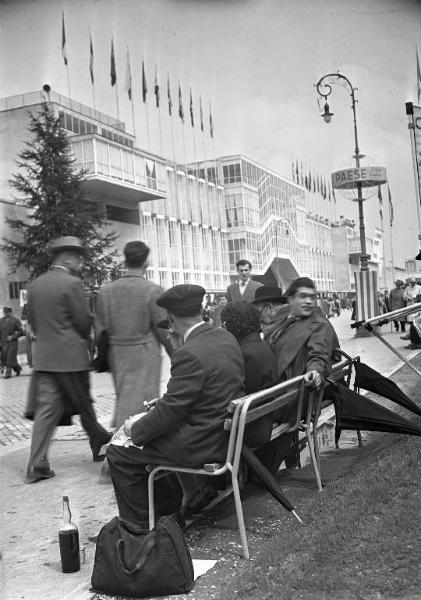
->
xmin=1 ymin=312 xmax=420 ymax=600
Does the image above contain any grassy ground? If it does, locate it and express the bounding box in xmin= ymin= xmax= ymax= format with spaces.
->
xmin=221 ymin=432 xmax=421 ymax=600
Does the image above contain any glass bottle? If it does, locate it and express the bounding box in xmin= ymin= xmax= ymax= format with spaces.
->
xmin=59 ymin=495 xmax=80 ymax=573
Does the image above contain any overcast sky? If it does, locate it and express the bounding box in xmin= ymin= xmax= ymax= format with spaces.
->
xmin=1 ymin=0 xmax=421 ymax=267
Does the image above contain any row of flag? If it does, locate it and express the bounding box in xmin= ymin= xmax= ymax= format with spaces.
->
xmin=61 ymin=14 xmax=215 ymax=137
xmin=378 ymin=184 xmax=394 ymax=228
xmin=291 ymin=159 xmax=336 ymax=202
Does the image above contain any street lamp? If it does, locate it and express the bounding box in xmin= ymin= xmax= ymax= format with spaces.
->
xmin=315 ymin=72 xmax=370 ymax=271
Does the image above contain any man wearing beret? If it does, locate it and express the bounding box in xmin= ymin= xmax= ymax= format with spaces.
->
xmin=107 ymin=284 xmax=246 ymax=523
xmin=25 ymin=237 xmax=112 ymax=483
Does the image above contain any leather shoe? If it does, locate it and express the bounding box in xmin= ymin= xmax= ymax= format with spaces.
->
xmin=91 ymin=435 xmax=112 ymax=462
xmin=26 ymin=467 xmax=56 ymax=484
xmin=405 ymin=343 xmax=421 ymax=349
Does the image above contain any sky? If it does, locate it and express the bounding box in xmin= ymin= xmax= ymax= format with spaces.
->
xmin=1 ymin=0 xmax=421 ymax=268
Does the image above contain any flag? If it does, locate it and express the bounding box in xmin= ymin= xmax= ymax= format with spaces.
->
xmin=154 ymin=66 xmax=160 ymax=108
xmin=189 ymin=89 xmax=194 ymax=127
xmin=142 ymin=59 xmax=147 ymax=103
xmin=209 ymin=103 xmax=214 ymax=138
xmin=200 ymin=96 xmax=204 ymax=132
xmin=388 ymin=185 xmax=394 ymax=227
xmin=89 ymin=33 xmax=94 ymax=84
xmin=167 ymin=75 xmax=172 ymax=115
xmin=417 ymin=47 xmax=421 ymax=104
xmin=178 ymin=85 xmax=184 ymax=122
xmin=124 ymin=47 xmax=132 ymax=100
xmin=61 ymin=13 xmax=68 ymax=66
xmin=377 ymin=184 xmax=383 ymax=223
xmin=110 ymin=39 xmax=116 ymax=87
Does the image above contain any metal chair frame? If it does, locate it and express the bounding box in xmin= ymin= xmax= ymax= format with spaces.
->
xmin=147 ymin=357 xmax=356 ymax=559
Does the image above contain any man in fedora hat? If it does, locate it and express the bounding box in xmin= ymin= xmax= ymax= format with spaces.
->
xmin=226 ymin=259 xmax=263 ymax=304
xmin=25 ymin=236 xmax=111 ymax=483
xmin=107 ymin=283 xmax=245 ymax=523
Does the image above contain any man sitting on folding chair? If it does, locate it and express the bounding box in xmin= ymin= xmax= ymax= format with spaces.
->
xmin=107 ymin=284 xmax=246 ymax=524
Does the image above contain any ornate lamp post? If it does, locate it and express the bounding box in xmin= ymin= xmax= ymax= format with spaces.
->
xmin=315 ymin=72 xmax=370 ymax=270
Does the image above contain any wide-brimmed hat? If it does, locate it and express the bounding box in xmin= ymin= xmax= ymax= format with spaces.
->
xmin=252 ymin=286 xmax=285 ymax=304
xmin=50 ymin=236 xmax=86 ymax=255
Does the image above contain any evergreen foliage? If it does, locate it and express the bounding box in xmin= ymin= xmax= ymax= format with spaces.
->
xmin=2 ymin=102 xmax=118 ymax=282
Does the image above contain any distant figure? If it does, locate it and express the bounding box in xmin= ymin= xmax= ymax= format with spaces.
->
xmin=0 ymin=307 xmax=23 ymax=378
xmin=389 ymin=280 xmax=406 ymax=332
xmin=25 ymin=236 xmax=111 ymax=483
xmin=226 ymin=259 xmax=263 ymax=303
xmin=401 ymin=277 xmax=421 ymax=340
xmin=383 ymin=289 xmax=391 ymax=312
xmin=95 ymin=241 xmax=173 ymax=428
xmin=212 ymin=295 xmax=227 ymax=328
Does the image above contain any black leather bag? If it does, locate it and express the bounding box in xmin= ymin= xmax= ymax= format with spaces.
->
xmin=92 ymin=330 xmax=109 ymax=373
xmin=91 ymin=514 xmax=194 ymax=598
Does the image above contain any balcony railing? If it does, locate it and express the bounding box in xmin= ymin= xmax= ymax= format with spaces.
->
xmin=71 ymin=136 xmax=167 ymax=207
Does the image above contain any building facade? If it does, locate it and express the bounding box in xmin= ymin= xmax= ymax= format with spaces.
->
xmin=1 ymin=90 xmax=372 ymax=310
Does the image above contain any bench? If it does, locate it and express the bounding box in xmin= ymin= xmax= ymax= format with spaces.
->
xmin=147 ymin=355 xmax=357 ymax=559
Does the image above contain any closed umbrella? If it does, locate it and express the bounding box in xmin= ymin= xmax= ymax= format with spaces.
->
xmin=354 ymin=361 xmax=421 ymax=416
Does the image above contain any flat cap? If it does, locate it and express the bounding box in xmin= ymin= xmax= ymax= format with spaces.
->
xmin=50 ymin=236 xmax=86 ymax=254
xmin=157 ymin=284 xmax=206 ymax=314
xmin=253 ymin=286 xmax=285 ymax=304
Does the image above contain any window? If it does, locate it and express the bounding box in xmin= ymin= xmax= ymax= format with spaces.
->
xmin=223 ymin=163 xmax=241 ymax=184
xmin=9 ymin=281 xmax=27 ymax=300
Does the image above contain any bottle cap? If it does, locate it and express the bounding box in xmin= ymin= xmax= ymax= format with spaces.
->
xmin=63 ymin=495 xmax=69 ymax=501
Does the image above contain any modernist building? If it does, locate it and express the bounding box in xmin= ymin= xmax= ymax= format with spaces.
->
xmin=0 ymin=91 xmax=230 ymax=307
xmin=1 ymin=90 xmax=375 ymax=310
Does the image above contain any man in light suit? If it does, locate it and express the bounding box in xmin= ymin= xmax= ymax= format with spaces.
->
xmin=107 ymin=284 xmax=246 ymax=523
xmin=226 ymin=259 xmax=263 ymax=304
xmin=25 ymin=237 xmax=111 ymax=483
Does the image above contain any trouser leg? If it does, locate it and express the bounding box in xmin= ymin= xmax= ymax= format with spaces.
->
xmin=400 ymin=321 xmax=406 ymax=332
xmin=107 ymin=445 xmax=183 ymax=523
xmin=393 ymin=320 xmax=399 ymax=331
xmin=107 ymin=445 xmax=152 ymax=523
xmin=63 ymin=372 xmax=110 ymax=446
xmin=27 ymin=372 xmax=65 ymax=472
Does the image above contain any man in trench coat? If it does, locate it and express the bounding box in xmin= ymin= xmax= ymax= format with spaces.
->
xmin=107 ymin=284 xmax=246 ymax=523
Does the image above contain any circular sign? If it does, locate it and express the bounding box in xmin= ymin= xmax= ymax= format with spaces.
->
xmin=331 ymin=166 xmax=387 ymax=190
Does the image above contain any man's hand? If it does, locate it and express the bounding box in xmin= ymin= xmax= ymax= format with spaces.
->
xmin=123 ymin=418 xmax=133 ymax=438
xmin=303 ymin=370 xmax=322 ymax=389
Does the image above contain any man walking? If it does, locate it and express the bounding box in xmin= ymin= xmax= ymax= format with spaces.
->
xmin=226 ymin=259 xmax=263 ymax=303
xmin=95 ymin=241 xmax=173 ymax=428
xmin=25 ymin=236 xmax=111 ymax=483
xmin=389 ymin=280 xmax=406 ymax=333
xmin=107 ymin=284 xmax=245 ymax=523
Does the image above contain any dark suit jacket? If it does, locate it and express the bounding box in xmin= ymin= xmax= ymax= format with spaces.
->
xmin=130 ymin=323 xmax=246 ymax=467
xmin=226 ymin=279 xmax=263 ymax=303
xmin=27 ymin=267 xmax=91 ymax=372
xmin=239 ymin=331 xmax=278 ymax=394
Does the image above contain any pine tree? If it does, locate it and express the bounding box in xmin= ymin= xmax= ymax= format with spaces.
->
xmin=2 ymin=102 xmax=118 ymax=282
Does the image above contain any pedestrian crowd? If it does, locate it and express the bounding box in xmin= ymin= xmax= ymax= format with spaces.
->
xmin=2 ymin=238 xmax=421 ymax=518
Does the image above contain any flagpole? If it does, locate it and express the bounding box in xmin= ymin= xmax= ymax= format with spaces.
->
xmin=66 ymin=65 xmax=72 ymax=99
xmin=89 ymin=28 xmax=96 ymax=111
